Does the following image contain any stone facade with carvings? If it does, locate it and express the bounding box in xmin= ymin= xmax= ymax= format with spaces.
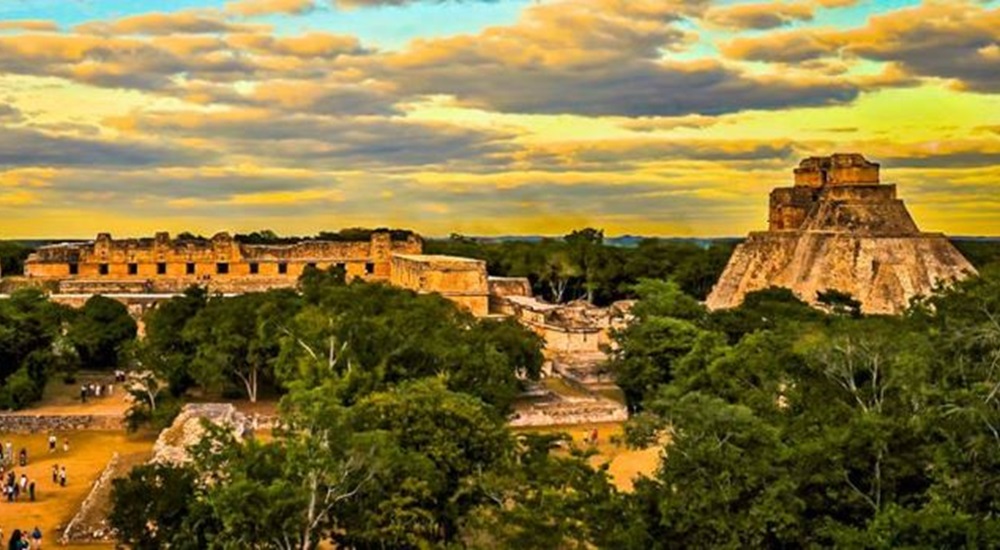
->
xmin=23 ymin=230 xmax=422 ymax=293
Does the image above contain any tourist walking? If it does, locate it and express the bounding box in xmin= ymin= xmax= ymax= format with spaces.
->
xmin=58 ymin=467 xmax=66 ymax=488
xmin=80 ymin=384 xmax=87 ymax=403
xmin=17 ymin=449 xmax=25 ymax=467
xmin=50 ymin=465 xmax=57 ymax=484
xmin=62 ymin=439 xmax=69 ymax=453
xmin=47 ymin=434 xmax=56 ymax=454
xmin=28 ymin=528 xmax=39 ymax=550
xmin=27 ymin=480 xmax=34 ymax=503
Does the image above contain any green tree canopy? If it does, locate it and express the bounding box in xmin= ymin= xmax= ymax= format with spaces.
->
xmin=67 ymin=295 xmax=136 ymax=370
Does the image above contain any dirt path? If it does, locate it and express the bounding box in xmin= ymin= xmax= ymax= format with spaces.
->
xmin=0 ymin=431 xmax=155 ymax=548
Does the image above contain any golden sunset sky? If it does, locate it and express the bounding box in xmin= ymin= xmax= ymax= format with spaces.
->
xmin=0 ymin=0 xmax=998 ymax=238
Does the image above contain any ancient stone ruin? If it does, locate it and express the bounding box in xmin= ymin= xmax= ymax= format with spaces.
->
xmin=11 ymin=230 xmax=491 ymax=316
xmin=150 ymin=403 xmax=247 ymax=465
xmin=707 ymin=153 xmax=976 ymax=314
xmin=22 ymin=230 xmax=421 ymax=293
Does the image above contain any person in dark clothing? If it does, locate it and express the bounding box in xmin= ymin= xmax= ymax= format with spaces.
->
xmin=8 ymin=529 xmax=23 ymax=550
xmin=17 ymin=449 xmax=25 ymax=467
xmin=28 ymin=480 xmax=34 ymax=502
xmin=51 ymin=465 xmax=57 ymax=484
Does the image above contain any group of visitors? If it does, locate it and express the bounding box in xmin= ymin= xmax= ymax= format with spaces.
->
xmin=46 ymin=435 xmax=68 ymax=454
xmin=0 ymin=443 xmax=28 ymax=468
xmin=78 ymin=381 xmax=114 ymax=404
xmin=0 ymin=433 xmax=71 ymax=503
xmin=1 ymin=469 xmax=36 ymax=503
xmin=50 ymin=465 xmax=67 ymax=488
xmin=0 ymin=527 xmax=43 ymax=549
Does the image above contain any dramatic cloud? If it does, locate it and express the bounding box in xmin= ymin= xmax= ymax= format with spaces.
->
xmin=226 ymin=0 xmax=316 ymax=16
xmin=704 ymin=2 xmax=814 ymax=30
xmin=0 ymin=0 xmax=996 ymax=237
xmin=0 ymin=126 xmax=209 ymax=168
xmin=368 ymin=0 xmax=857 ymax=116
xmin=109 ymin=108 xmax=516 ymax=168
xmin=0 ymin=105 xmax=24 ymax=123
xmin=722 ymin=1 xmax=1000 ymax=92
xmin=75 ymin=11 xmax=264 ymax=36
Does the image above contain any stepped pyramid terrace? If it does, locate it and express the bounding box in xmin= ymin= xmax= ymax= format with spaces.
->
xmin=707 ymin=154 xmax=976 ymax=315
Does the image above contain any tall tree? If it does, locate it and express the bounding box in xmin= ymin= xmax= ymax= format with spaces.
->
xmin=564 ymin=228 xmax=605 ymax=303
xmin=140 ymin=285 xmax=208 ymax=395
xmin=184 ymin=290 xmax=300 ymax=402
xmin=67 ymin=295 xmax=137 ymax=369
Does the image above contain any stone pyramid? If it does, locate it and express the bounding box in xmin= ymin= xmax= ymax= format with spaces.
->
xmin=707 ymin=154 xmax=976 ymax=315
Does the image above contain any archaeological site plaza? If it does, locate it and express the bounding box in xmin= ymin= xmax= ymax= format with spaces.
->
xmin=707 ymin=153 xmax=976 ymax=315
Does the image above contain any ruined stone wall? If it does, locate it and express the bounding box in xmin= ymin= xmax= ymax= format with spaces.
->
xmin=390 ymin=254 xmax=490 ymax=316
xmin=541 ymin=326 xmax=608 ymax=355
xmin=793 ymin=153 xmax=880 ymax=187
xmin=487 ymin=277 xmax=532 ymax=312
xmin=151 ymin=403 xmax=245 ymax=465
xmin=803 ymin=193 xmax=919 ymax=235
xmin=769 ymin=186 xmax=817 ymax=231
xmin=61 ymin=453 xmax=120 ymax=544
xmin=24 ymin=231 xmax=422 ymax=292
xmin=0 ymin=413 xmax=124 ymax=433
xmin=509 ymin=396 xmax=627 ymax=427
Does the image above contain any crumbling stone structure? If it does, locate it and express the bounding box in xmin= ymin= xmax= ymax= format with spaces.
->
xmin=15 ymin=230 xmax=499 ymax=316
xmin=708 ymin=154 xmax=976 ymax=314
xmin=150 ymin=403 xmax=246 ymax=466
xmin=24 ymin=230 xmax=421 ymax=293
xmin=390 ymin=254 xmax=490 ymax=317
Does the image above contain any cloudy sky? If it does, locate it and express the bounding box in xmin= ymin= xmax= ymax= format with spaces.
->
xmin=0 ymin=0 xmax=997 ymax=238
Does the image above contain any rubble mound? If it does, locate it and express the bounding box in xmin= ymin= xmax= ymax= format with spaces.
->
xmin=151 ymin=403 xmax=246 ymax=465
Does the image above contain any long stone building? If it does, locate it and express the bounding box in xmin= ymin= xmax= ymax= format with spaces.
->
xmin=24 ymin=231 xmax=419 ymax=291
xmin=10 ymin=229 xmax=631 ymax=363
xmin=707 ymin=153 xmax=976 ymax=314
xmin=16 ymin=230 xmax=492 ymax=317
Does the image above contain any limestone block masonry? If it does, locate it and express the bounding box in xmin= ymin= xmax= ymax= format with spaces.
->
xmin=12 ymin=230 xmax=495 ymax=317
xmin=23 ymin=230 xmax=422 ymax=293
xmin=0 ymin=413 xmax=124 ymax=433
xmin=707 ymin=154 xmax=977 ymax=315
xmin=389 ymin=254 xmax=490 ymax=317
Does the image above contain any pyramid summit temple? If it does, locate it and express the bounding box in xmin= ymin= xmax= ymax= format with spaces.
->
xmin=707 ymin=153 xmax=976 ymax=315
